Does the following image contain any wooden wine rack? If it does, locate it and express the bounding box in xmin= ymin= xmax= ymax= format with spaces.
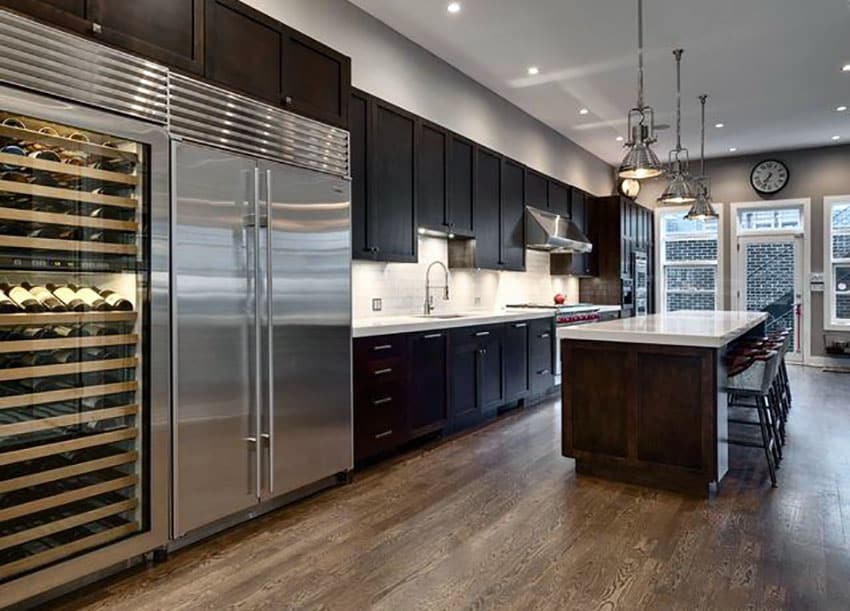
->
xmin=0 ymin=235 xmax=136 ymax=256
xmin=0 ymin=152 xmax=139 ymax=186
xmin=0 ymin=311 xmax=136 ymax=326
xmin=0 ymin=207 xmax=137 ymax=232
xmin=0 ymin=333 xmax=138 ymax=354
xmin=0 ymin=381 xmax=138 ymax=411
xmin=0 ymin=428 xmax=137 ymax=467
xmin=0 ymin=451 xmax=138 ymax=494
xmin=0 ymin=357 xmax=138 ymax=383
xmin=0 ymin=180 xmax=137 ymax=209
xmin=0 ymin=124 xmax=138 ymax=162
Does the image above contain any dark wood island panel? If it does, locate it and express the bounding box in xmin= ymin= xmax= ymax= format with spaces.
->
xmin=561 ymin=339 xmax=725 ymax=496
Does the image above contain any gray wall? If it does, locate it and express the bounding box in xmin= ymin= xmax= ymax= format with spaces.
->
xmin=242 ymin=0 xmax=614 ymax=196
xmin=638 ymin=144 xmax=850 ymax=358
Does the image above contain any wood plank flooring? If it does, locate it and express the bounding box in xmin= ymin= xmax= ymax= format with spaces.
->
xmin=46 ymin=366 xmax=850 ymax=610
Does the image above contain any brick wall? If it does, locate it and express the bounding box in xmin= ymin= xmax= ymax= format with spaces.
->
xmin=665 ymin=239 xmax=717 ymax=262
xmin=745 ymin=242 xmax=795 ymax=341
xmin=667 ymin=293 xmax=715 ymax=311
xmin=833 ymin=234 xmax=850 ymax=259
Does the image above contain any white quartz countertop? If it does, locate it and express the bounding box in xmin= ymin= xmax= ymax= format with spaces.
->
xmin=353 ymin=309 xmax=554 ymax=338
xmin=557 ymin=310 xmax=768 ymax=348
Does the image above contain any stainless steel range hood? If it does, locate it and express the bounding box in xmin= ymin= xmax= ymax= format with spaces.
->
xmin=525 ymin=206 xmax=593 ymax=254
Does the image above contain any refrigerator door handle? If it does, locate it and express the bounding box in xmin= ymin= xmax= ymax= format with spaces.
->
xmin=253 ymin=167 xmax=262 ymax=500
xmin=265 ymin=168 xmax=275 ymax=495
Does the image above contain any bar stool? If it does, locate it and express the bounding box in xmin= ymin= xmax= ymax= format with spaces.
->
xmin=725 ymin=347 xmax=783 ymax=487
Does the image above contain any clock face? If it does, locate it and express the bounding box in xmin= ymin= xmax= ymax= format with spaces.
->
xmin=619 ymin=178 xmax=641 ymax=198
xmin=750 ymin=159 xmax=789 ymax=195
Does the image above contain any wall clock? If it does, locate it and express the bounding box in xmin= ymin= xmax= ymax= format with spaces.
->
xmin=619 ymin=178 xmax=641 ymax=199
xmin=750 ymin=159 xmax=789 ymax=195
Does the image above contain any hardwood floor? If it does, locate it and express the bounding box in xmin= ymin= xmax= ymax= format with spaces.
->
xmin=48 ymin=366 xmax=850 ymax=610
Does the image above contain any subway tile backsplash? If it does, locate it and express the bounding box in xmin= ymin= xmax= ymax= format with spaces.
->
xmin=352 ymin=236 xmax=579 ymax=319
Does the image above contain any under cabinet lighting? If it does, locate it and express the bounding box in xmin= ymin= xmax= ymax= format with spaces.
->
xmin=527 ymin=66 xmax=539 ymax=75
xmin=837 ymin=106 xmax=848 ymax=112
xmin=616 ymin=136 xmax=624 ymax=142
xmin=714 ymin=123 xmax=724 ymax=128
xmin=447 ymin=2 xmax=461 ymax=14
xmin=843 ymin=64 xmax=850 ymax=72
xmin=579 ymin=108 xmax=589 ymax=115
xmin=729 ymin=147 xmax=737 ymax=152
xmin=832 ymin=135 xmax=841 ymax=141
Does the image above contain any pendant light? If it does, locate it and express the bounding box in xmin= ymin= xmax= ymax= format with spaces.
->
xmin=658 ymin=49 xmax=698 ymax=204
xmin=618 ymin=0 xmax=663 ymax=180
xmin=685 ymin=94 xmax=719 ymax=221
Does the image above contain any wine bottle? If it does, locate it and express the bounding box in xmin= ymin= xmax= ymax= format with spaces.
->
xmin=29 ymin=225 xmax=81 ymax=240
xmin=21 ymin=282 xmax=68 ymax=312
xmin=94 ymin=287 xmax=133 ymax=311
xmin=67 ymin=284 xmax=110 ymax=312
xmin=0 ymin=283 xmax=47 ymax=313
xmin=0 ymin=288 xmax=22 ymax=313
xmin=47 ymin=283 xmax=90 ymax=312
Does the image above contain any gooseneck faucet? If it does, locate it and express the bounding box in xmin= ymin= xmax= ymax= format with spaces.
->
xmin=424 ymin=260 xmax=450 ymax=315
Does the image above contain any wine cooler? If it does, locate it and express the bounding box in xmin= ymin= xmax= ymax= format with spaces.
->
xmin=0 ymin=78 xmax=169 ymax=606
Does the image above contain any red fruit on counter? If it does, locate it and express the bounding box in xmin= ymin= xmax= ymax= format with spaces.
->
xmin=554 ymin=293 xmax=566 ymax=304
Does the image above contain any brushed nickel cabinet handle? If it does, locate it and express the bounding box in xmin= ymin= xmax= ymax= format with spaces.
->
xmin=539 ymin=333 xmax=550 ymax=339
xmin=373 ymin=344 xmax=392 ymax=351
xmin=537 ymin=369 xmax=550 ymax=375
xmin=475 ymin=331 xmax=490 ymax=337
xmin=373 ymin=397 xmax=393 ymax=406
xmin=424 ymin=333 xmax=443 ymax=339
xmin=373 ymin=368 xmax=393 ymax=376
xmin=375 ymin=430 xmax=393 ymax=439
xmin=513 ymin=323 xmax=527 ymax=328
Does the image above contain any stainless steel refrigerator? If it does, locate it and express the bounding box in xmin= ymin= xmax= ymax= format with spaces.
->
xmin=169 ymin=77 xmax=352 ymax=539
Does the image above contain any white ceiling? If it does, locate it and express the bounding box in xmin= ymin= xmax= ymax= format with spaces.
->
xmin=349 ymin=0 xmax=850 ymax=166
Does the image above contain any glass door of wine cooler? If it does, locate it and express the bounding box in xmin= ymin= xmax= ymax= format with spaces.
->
xmin=0 ymin=88 xmax=169 ymax=599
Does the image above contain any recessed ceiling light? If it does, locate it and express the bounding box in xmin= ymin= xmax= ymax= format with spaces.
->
xmin=714 ymin=122 xmax=725 ymax=128
xmin=579 ymin=108 xmax=589 ymax=115
xmin=729 ymin=147 xmax=737 ymax=152
xmin=447 ymin=2 xmax=461 ymax=14
xmin=616 ymin=136 xmax=624 ymax=142
xmin=836 ymin=106 xmax=848 ymax=112
xmin=843 ymin=64 xmax=850 ymax=72
xmin=832 ymin=135 xmax=841 ymax=141
xmin=527 ymin=66 xmax=539 ymax=75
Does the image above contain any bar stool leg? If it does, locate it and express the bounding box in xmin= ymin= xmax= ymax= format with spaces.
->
xmin=756 ymin=395 xmax=778 ymax=487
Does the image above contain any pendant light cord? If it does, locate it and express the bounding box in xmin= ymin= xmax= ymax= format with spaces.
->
xmin=674 ymin=49 xmax=683 ymax=150
xmin=637 ymin=0 xmax=645 ymax=108
xmin=699 ymin=94 xmax=708 ymax=177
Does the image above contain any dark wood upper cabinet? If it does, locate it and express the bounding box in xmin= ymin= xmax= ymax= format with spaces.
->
xmin=281 ymin=26 xmax=350 ymax=128
xmin=368 ymin=98 xmax=417 ymax=262
xmin=89 ymin=0 xmax=203 ymax=74
xmin=553 ymin=188 xmax=596 ymax=277
xmin=548 ymin=180 xmax=569 ymax=217
xmin=447 ymin=135 xmax=474 ymax=235
xmin=349 ymin=91 xmax=369 ymax=258
xmin=501 ymin=159 xmax=525 ymax=272
xmin=0 ymin=0 xmax=90 ymax=34
xmin=418 ymin=121 xmax=449 ymax=232
xmin=204 ymin=0 xmax=282 ymax=104
xmin=526 ymin=170 xmax=548 ymax=209
xmin=474 ymin=147 xmax=502 ymax=270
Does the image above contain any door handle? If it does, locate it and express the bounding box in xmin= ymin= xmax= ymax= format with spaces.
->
xmin=372 ymin=344 xmax=393 ymax=351
xmin=423 ymin=333 xmax=443 ymax=339
xmin=265 ymin=168 xmax=274 ymax=495
xmin=475 ymin=331 xmax=490 ymax=337
xmin=513 ymin=323 xmax=527 ymax=328
xmin=373 ymin=368 xmax=393 ymax=376
xmin=375 ymin=430 xmax=393 ymax=440
xmin=252 ymin=167 xmax=262 ymax=500
xmin=372 ymin=397 xmax=393 ymax=406
xmin=539 ymin=333 xmax=550 ymax=339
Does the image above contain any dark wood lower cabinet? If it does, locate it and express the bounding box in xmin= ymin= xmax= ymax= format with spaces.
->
xmin=529 ymin=318 xmax=555 ymax=393
xmin=354 ymin=317 xmax=555 ymax=462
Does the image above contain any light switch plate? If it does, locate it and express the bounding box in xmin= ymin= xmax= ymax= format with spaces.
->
xmin=474 ymin=297 xmax=481 ymax=306
xmin=371 ymin=298 xmax=382 ymax=312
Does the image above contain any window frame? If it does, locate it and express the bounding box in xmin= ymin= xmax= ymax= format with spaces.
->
xmin=654 ymin=204 xmax=724 ymax=313
xmin=824 ymin=195 xmax=850 ymax=330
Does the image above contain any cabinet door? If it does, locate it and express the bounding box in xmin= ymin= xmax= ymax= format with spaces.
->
xmin=501 ymin=159 xmax=525 ymax=271
xmin=447 ymin=135 xmax=474 ymax=235
xmin=369 ymin=99 xmax=417 ymax=262
xmin=478 ymin=328 xmax=504 ymax=414
xmin=89 ymin=0 xmax=203 ymax=73
xmin=409 ymin=331 xmax=448 ymax=436
xmin=281 ymin=26 xmax=351 ymax=128
xmin=418 ymin=122 xmax=448 ymax=232
xmin=526 ymin=170 xmax=548 ymax=208
xmin=0 ymin=0 xmax=90 ymax=33
xmin=349 ymin=91 xmax=370 ymax=258
xmin=564 ymin=189 xmax=596 ymax=277
xmin=548 ymin=180 xmax=569 ymax=217
xmin=205 ymin=0 xmax=282 ymax=104
xmin=503 ymin=321 xmax=529 ymax=401
xmin=475 ymin=147 xmax=502 ymax=269
xmin=449 ymin=330 xmax=481 ymax=430
xmin=529 ymin=318 xmax=554 ymax=393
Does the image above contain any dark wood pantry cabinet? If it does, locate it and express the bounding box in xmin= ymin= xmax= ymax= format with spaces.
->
xmin=2 ymin=0 xmax=204 ymax=73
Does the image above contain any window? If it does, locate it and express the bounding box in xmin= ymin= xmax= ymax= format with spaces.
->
xmin=738 ymin=206 xmax=803 ymax=233
xmin=826 ymin=197 xmax=850 ymax=327
xmin=657 ymin=208 xmax=720 ymax=312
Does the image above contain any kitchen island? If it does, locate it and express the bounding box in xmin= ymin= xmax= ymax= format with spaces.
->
xmin=558 ymin=310 xmax=768 ymax=496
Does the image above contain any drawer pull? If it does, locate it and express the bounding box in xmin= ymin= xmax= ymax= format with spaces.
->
xmin=475 ymin=331 xmax=490 ymax=337
xmin=423 ymin=333 xmax=443 ymax=339
xmin=372 ymin=344 xmax=393 ymax=351
xmin=538 ymin=333 xmax=551 ymax=339
xmin=373 ymin=368 xmax=393 ymax=376
xmin=372 ymin=397 xmax=393 ymax=406
xmin=537 ymin=369 xmax=550 ymax=375
xmin=513 ymin=323 xmax=527 ymax=328
xmin=375 ymin=430 xmax=393 ymax=440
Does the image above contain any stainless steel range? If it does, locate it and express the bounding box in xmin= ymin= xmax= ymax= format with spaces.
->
xmin=507 ymin=303 xmax=607 ymax=384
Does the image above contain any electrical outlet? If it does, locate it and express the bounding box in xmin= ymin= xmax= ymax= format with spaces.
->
xmin=371 ymin=298 xmax=382 ymax=312
xmin=474 ymin=297 xmax=481 ymax=306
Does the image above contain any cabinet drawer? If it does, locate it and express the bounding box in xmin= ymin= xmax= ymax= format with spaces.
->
xmin=354 ymin=383 xmax=406 ymax=461
xmin=354 ymin=335 xmax=405 ymax=361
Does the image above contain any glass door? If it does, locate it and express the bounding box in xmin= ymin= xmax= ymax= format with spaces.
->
xmin=0 ymin=110 xmax=146 ymax=581
xmin=736 ymin=235 xmax=803 ymax=359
